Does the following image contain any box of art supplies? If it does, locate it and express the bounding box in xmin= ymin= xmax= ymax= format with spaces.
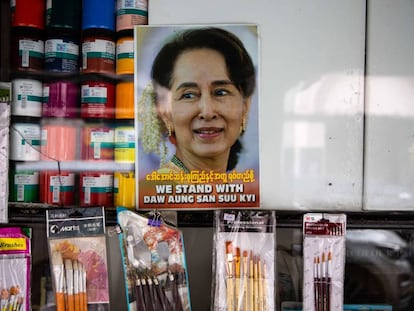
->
xmin=46 ymin=207 xmax=110 ymax=311
xmin=343 ymin=305 xmax=392 ymax=311
xmin=0 ymin=82 xmax=11 ymax=223
xmin=0 ymin=227 xmax=32 ymax=311
xmin=212 ymin=210 xmax=276 ymax=311
xmin=303 ymin=213 xmax=347 ymax=311
xmin=117 ymin=207 xmax=192 ymax=311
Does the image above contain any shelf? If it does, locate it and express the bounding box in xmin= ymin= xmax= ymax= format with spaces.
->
xmin=14 ymin=160 xmax=134 ymax=172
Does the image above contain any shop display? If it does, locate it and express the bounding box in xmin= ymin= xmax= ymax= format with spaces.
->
xmin=0 ymin=227 xmax=32 ymax=311
xmin=302 ymin=213 xmax=346 ymax=311
xmin=117 ymin=208 xmax=192 ymax=311
xmin=47 ymin=207 xmax=110 ymax=310
xmin=212 ymin=210 xmax=276 ymax=311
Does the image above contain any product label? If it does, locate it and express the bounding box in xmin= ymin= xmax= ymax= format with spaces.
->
xmin=81 ymin=85 xmax=108 ymax=103
xmin=19 ymin=39 xmax=44 ymax=62
xmin=90 ymin=129 xmax=114 ymax=144
xmin=0 ymin=238 xmax=28 ymax=251
xmin=14 ymin=172 xmax=39 ymax=185
xmin=15 ymin=81 xmax=43 ymax=108
xmin=116 ymin=40 xmax=134 ymax=59
xmin=45 ymin=39 xmax=79 ymax=60
xmin=82 ymin=39 xmax=115 ymax=61
xmin=117 ymin=0 xmax=147 ymax=11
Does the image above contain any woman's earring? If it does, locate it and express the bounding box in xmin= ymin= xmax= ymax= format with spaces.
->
xmin=167 ymin=123 xmax=172 ymax=137
xmin=240 ymin=117 xmax=246 ymax=134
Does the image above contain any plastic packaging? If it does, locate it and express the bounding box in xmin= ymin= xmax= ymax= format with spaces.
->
xmin=212 ymin=210 xmax=276 ymax=311
xmin=302 ymin=213 xmax=347 ymax=311
xmin=0 ymin=227 xmax=32 ymax=311
xmin=0 ymin=84 xmax=11 ymax=222
xmin=117 ymin=208 xmax=192 ymax=311
xmin=46 ymin=207 xmax=110 ymax=310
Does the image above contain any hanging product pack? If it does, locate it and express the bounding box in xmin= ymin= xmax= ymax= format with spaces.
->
xmin=302 ymin=213 xmax=347 ymax=311
xmin=117 ymin=207 xmax=192 ymax=311
xmin=0 ymin=227 xmax=32 ymax=311
xmin=212 ymin=210 xmax=276 ymax=311
xmin=46 ymin=207 xmax=110 ymax=311
xmin=0 ymin=83 xmax=11 ymax=223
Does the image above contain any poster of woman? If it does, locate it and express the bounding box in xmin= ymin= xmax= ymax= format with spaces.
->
xmin=135 ymin=24 xmax=260 ymax=209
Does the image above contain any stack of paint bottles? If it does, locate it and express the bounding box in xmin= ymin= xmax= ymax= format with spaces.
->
xmin=8 ymin=0 xmax=148 ymax=210
xmin=78 ymin=0 xmax=117 ymax=208
xmin=9 ymin=0 xmax=45 ymax=204
xmin=39 ymin=0 xmax=82 ymax=207
xmin=113 ymin=0 xmax=148 ymax=209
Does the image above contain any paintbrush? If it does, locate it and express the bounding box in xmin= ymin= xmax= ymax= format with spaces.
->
xmin=0 ymin=289 xmax=8 ymax=311
xmin=80 ymin=263 xmax=87 ymax=311
xmin=134 ymin=273 xmax=146 ymax=311
xmin=72 ymin=260 xmax=80 ymax=311
xmin=253 ymin=256 xmax=259 ymax=311
xmin=65 ymin=259 xmax=74 ymax=311
xmin=51 ymin=252 xmax=66 ymax=311
xmin=225 ymin=241 xmax=234 ymax=311
xmin=258 ymin=256 xmax=263 ymax=311
xmin=326 ymin=251 xmax=332 ymax=311
xmin=249 ymin=251 xmax=254 ymax=311
xmin=263 ymin=262 xmax=268 ymax=311
xmin=242 ymin=250 xmax=248 ymax=311
xmin=234 ymin=247 xmax=241 ymax=310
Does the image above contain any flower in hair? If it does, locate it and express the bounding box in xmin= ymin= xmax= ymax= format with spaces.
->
xmin=137 ymin=82 xmax=168 ymax=166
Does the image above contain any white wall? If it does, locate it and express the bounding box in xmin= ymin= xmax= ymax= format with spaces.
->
xmin=364 ymin=0 xmax=414 ymax=210
xmin=148 ymin=0 xmax=366 ymax=210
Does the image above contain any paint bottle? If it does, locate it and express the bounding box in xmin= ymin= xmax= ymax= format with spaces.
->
xmin=80 ymin=79 xmax=115 ymax=119
xmin=116 ymin=36 xmax=134 ymax=75
xmin=79 ymin=172 xmax=113 ymax=207
xmin=42 ymin=80 xmax=79 ymax=118
xmin=40 ymin=171 xmax=76 ymax=206
xmin=11 ymin=78 xmax=43 ymax=117
xmin=10 ymin=27 xmax=44 ymax=73
xmin=113 ymin=171 xmax=135 ymax=209
xmin=81 ymin=123 xmax=114 ymax=161
xmin=11 ymin=0 xmax=45 ymax=30
xmin=115 ymin=80 xmax=134 ymax=119
xmin=82 ymin=0 xmax=115 ymax=31
xmin=116 ymin=0 xmax=148 ymax=32
xmin=114 ymin=125 xmax=135 ymax=163
xmin=41 ymin=119 xmax=79 ymax=161
xmin=10 ymin=170 xmax=39 ymax=203
xmin=9 ymin=118 xmax=41 ymax=161
xmin=81 ymin=30 xmax=116 ymax=74
xmin=46 ymin=0 xmax=82 ymax=30
xmin=44 ymin=32 xmax=80 ymax=73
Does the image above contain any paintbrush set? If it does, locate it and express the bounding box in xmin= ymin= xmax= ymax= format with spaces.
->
xmin=47 ymin=207 xmax=110 ymax=311
xmin=117 ymin=207 xmax=192 ymax=311
xmin=302 ymin=213 xmax=346 ymax=311
xmin=212 ymin=210 xmax=276 ymax=311
xmin=0 ymin=227 xmax=31 ymax=311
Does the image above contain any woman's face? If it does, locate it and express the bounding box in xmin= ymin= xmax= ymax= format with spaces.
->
xmin=161 ymin=48 xmax=251 ymax=167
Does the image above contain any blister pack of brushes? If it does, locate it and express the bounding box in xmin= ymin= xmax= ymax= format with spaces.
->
xmin=117 ymin=207 xmax=192 ymax=311
xmin=212 ymin=210 xmax=276 ymax=311
xmin=46 ymin=207 xmax=110 ymax=311
xmin=0 ymin=227 xmax=32 ymax=311
xmin=0 ymin=82 xmax=10 ymax=223
xmin=302 ymin=213 xmax=346 ymax=311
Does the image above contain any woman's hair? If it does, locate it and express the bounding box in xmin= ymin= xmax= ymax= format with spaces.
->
xmin=151 ymin=27 xmax=256 ymax=171
xmin=151 ymin=27 xmax=256 ymax=98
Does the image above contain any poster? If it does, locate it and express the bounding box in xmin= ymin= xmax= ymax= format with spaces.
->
xmin=135 ymin=24 xmax=260 ymax=209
